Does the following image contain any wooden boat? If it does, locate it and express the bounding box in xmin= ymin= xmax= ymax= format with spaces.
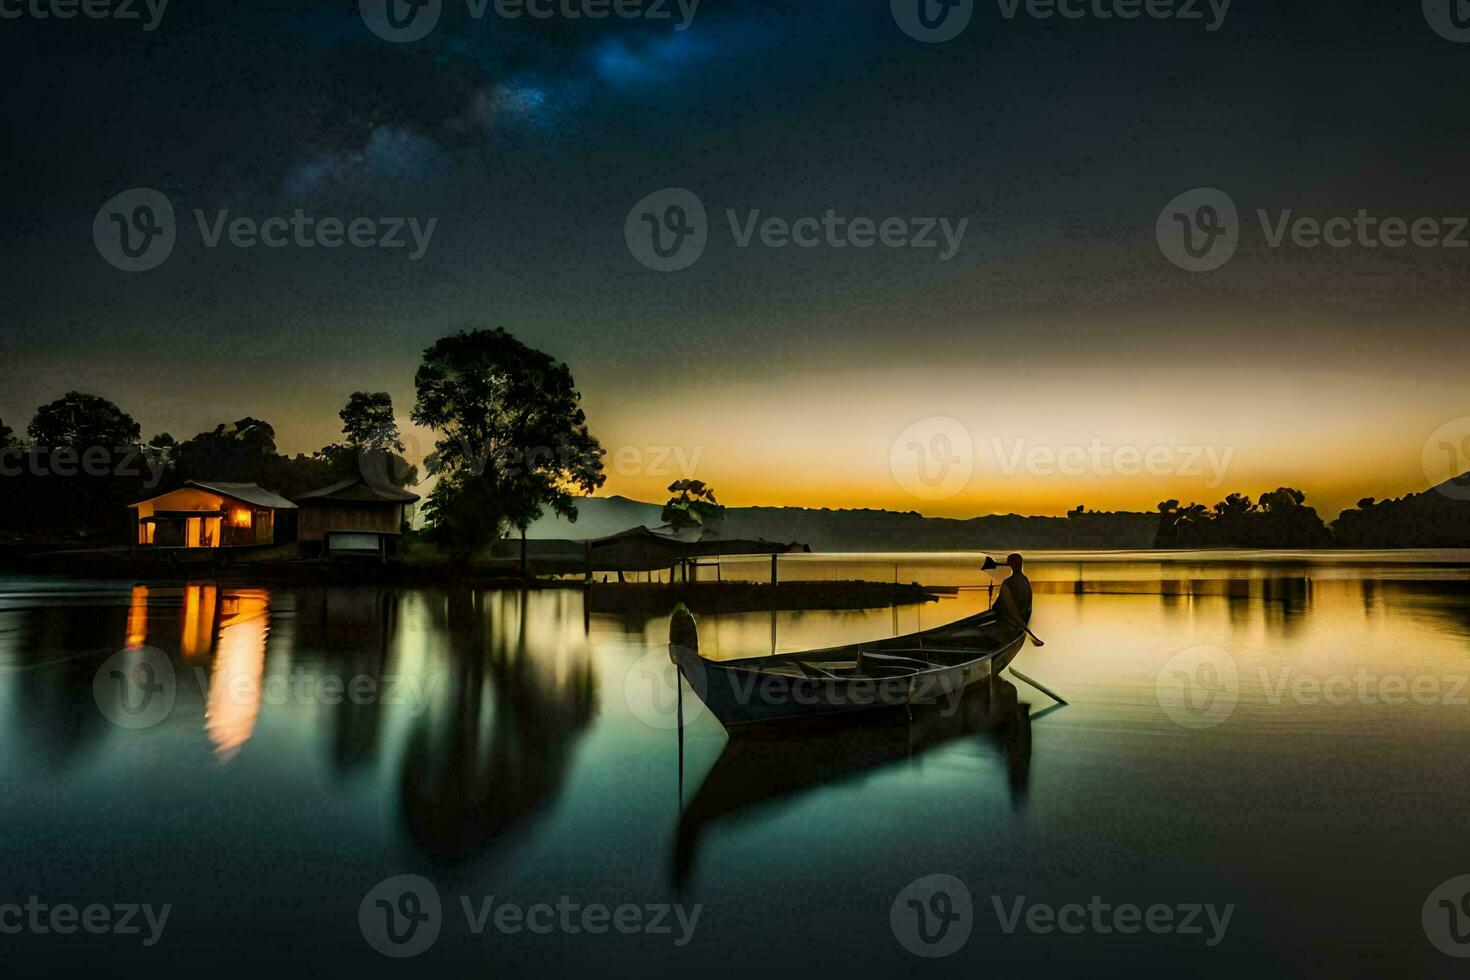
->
xmin=668 ymin=604 xmax=1028 ymax=727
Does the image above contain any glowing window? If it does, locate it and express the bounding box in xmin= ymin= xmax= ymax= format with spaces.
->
xmin=230 ymin=508 xmax=253 ymax=529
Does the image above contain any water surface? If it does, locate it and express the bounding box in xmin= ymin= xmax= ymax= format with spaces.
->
xmin=3 ymin=552 xmax=1470 ymax=977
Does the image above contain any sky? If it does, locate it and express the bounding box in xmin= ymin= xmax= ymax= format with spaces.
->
xmin=2 ymin=0 xmax=1468 ymax=519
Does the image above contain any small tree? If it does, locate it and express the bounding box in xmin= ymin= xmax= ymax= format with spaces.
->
xmin=1258 ymin=487 xmax=1307 ymax=513
xmin=662 ymin=480 xmax=725 ymax=531
xmin=1214 ymin=492 xmax=1255 ymax=517
xmin=0 ymin=417 xmax=15 ymax=448
xmin=27 ymin=391 xmax=141 ymax=448
xmin=147 ymin=432 xmax=178 ymax=467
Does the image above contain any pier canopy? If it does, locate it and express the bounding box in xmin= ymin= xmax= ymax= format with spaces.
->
xmin=591 ymin=525 xmax=809 ymax=572
xmin=516 ymin=525 xmax=809 ymax=575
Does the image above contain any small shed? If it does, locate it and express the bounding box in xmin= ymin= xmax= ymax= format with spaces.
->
xmin=130 ymin=481 xmax=295 ymax=548
xmin=295 ymin=475 xmax=420 ymax=559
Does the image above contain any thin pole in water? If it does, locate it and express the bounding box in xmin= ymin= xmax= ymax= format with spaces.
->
xmin=676 ymin=667 xmax=685 ymax=807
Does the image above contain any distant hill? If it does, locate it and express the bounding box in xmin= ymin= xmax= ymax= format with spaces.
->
xmin=528 ymin=496 xmax=1160 ymax=551
xmin=526 ymin=495 xmax=665 ymax=540
xmin=1332 ymin=472 xmax=1470 ymax=548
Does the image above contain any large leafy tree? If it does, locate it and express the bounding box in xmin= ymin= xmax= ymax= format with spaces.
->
xmin=27 ymin=391 xmax=141 ymax=448
xmin=412 ymin=328 xmax=606 ymax=559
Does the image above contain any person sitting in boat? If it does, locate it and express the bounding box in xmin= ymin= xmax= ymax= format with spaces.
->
xmin=993 ymin=553 xmax=1033 ymax=628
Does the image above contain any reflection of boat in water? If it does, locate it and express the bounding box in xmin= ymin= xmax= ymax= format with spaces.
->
xmin=669 ymin=605 xmax=1027 ymax=727
xmin=674 ymin=677 xmax=1033 ymax=886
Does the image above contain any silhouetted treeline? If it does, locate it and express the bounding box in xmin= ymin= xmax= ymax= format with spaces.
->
xmin=1332 ymin=478 xmax=1470 ymax=548
xmin=1154 ymin=488 xmax=1334 ymax=549
xmin=0 ymin=394 xmax=368 ymax=546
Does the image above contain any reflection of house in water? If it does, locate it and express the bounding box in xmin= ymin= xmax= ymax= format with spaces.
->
xmin=129 ymin=481 xmax=295 ymax=548
xmin=205 ymin=590 xmax=270 ymax=760
xmin=125 ymin=585 xmax=149 ymax=649
xmin=180 ymin=584 xmax=219 ymax=658
xmin=398 ymin=590 xmax=598 ymax=865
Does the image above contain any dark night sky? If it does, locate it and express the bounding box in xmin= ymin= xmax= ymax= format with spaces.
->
xmin=2 ymin=0 xmax=1467 ymax=516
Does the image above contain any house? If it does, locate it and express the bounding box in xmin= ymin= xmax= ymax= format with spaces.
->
xmin=294 ymin=474 xmax=419 ymax=558
xmin=130 ymin=482 xmax=295 ymax=548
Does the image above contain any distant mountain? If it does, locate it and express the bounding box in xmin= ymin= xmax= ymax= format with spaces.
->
xmin=526 ymin=495 xmax=665 ymax=540
xmin=528 ymin=496 xmax=1160 ymax=551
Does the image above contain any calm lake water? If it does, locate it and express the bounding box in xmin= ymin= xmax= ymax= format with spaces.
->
xmin=4 ymin=551 xmax=1470 ymax=977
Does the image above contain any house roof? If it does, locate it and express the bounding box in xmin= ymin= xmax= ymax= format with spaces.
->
xmin=295 ymin=474 xmax=421 ymax=504
xmin=131 ymin=481 xmax=297 ymax=510
xmin=186 ymin=481 xmax=298 ymax=510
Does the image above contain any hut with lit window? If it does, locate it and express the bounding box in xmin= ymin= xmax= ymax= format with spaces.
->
xmin=129 ymin=482 xmax=295 ymax=548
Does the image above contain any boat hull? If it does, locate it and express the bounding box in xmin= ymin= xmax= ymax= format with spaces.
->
xmin=671 ymin=623 xmax=1026 ymax=728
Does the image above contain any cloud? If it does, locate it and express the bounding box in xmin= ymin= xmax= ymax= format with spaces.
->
xmin=283 ymin=125 xmax=449 ymax=197
xmin=590 ymin=31 xmax=712 ymax=87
